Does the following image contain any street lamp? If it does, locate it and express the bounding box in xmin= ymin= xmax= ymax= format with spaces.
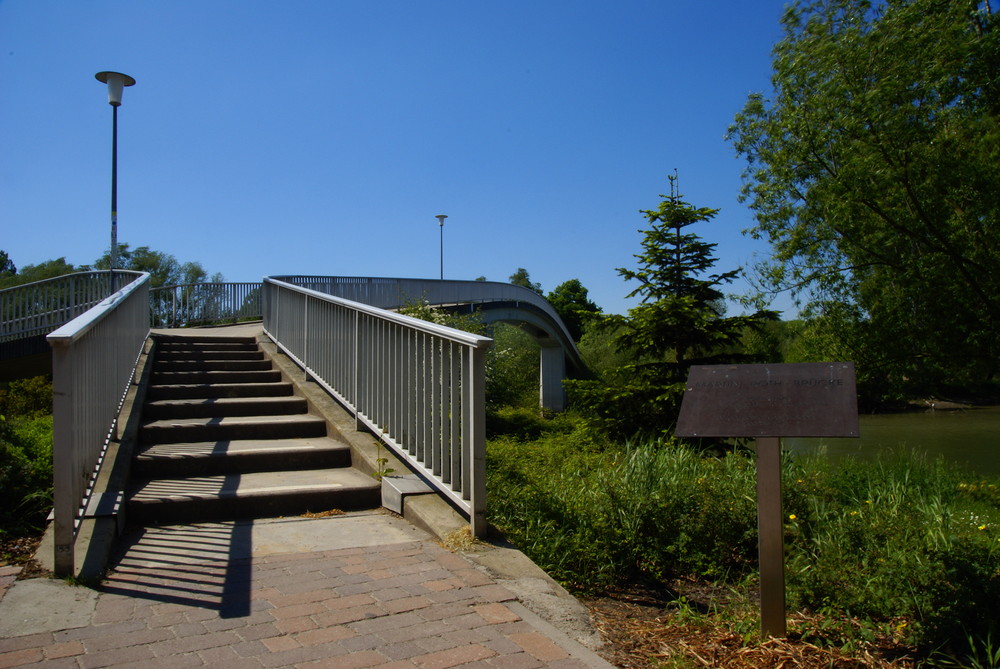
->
xmin=95 ymin=71 xmax=136 ymax=281
xmin=435 ymin=214 xmax=448 ymax=280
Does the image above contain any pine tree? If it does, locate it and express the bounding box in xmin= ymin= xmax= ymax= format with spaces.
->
xmin=567 ymin=176 xmax=777 ymax=440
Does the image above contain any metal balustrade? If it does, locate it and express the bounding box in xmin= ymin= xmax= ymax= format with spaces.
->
xmin=263 ymin=277 xmax=492 ymax=535
xmin=149 ymin=282 xmax=262 ymax=328
xmin=47 ymin=272 xmax=150 ymax=576
xmin=0 ymin=271 xmax=142 ymax=342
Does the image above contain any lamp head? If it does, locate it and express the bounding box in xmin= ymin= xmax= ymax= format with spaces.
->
xmin=95 ymin=71 xmax=136 ymax=107
xmin=435 ymin=214 xmax=448 ymax=227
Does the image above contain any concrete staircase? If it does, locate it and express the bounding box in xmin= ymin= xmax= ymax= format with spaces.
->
xmin=126 ymin=333 xmax=380 ymax=525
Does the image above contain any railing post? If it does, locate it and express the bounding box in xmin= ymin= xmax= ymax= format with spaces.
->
xmin=467 ymin=345 xmax=487 ymax=538
xmin=354 ymin=310 xmax=361 ymax=432
xmin=51 ymin=340 xmax=76 ymax=576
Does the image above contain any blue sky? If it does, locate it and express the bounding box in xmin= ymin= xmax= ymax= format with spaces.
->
xmin=1 ymin=1 xmax=792 ymax=317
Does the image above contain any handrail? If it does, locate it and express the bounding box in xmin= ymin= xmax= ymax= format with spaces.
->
xmin=0 ymin=270 xmax=143 ymax=342
xmin=262 ymin=277 xmax=492 ymax=535
xmin=149 ymin=282 xmax=262 ymax=327
xmin=277 ymin=275 xmax=578 ymax=342
xmin=47 ymin=272 xmax=151 ymax=575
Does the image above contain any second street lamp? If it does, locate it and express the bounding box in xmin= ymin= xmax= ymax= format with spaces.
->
xmin=435 ymin=214 xmax=448 ymax=280
xmin=95 ymin=71 xmax=136 ymax=285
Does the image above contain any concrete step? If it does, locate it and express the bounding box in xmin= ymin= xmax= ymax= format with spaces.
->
xmin=132 ymin=437 xmax=353 ymax=477
xmin=154 ymin=350 xmax=265 ymax=361
xmin=152 ymin=359 xmax=273 ymax=372
xmin=140 ymin=414 xmax=328 ymax=444
xmin=150 ymin=369 xmax=283 ymax=385
xmin=153 ymin=335 xmax=257 ymax=346
xmin=126 ymin=467 xmax=381 ymax=524
xmin=146 ymin=382 xmax=294 ymax=401
xmin=143 ymin=396 xmax=309 ymax=420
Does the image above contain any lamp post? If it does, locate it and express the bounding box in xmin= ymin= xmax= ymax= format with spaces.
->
xmin=435 ymin=214 xmax=448 ymax=280
xmin=95 ymin=71 xmax=136 ymax=284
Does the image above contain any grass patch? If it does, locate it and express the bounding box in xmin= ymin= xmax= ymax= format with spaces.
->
xmin=487 ymin=430 xmax=1000 ymax=660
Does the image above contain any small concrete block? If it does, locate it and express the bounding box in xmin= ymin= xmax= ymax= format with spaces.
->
xmin=381 ymin=475 xmax=433 ymax=514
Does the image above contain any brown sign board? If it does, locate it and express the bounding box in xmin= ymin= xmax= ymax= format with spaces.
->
xmin=675 ymin=362 xmax=859 ymax=438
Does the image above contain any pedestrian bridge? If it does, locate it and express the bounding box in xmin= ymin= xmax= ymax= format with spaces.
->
xmin=0 ymin=271 xmax=585 ymax=576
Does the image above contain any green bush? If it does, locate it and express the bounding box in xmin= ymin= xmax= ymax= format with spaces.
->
xmin=0 ymin=415 xmax=53 ymax=535
xmin=0 ymin=376 xmax=54 ymax=535
xmin=783 ymin=452 xmax=1000 ymax=651
xmin=487 ymin=433 xmax=1000 ymax=655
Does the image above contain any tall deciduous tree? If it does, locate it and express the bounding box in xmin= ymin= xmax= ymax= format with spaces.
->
xmin=546 ymin=279 xmax=601 ymax=341
xmin=508 ymin=268 xmax=543 ymax=295
xmin=94 ymin=244 xmax=221 ymax=288
xmin=567 ymin=179 xmax=777 ymax=440
xmin=728 ymin=0 xmax=1000 ymax=399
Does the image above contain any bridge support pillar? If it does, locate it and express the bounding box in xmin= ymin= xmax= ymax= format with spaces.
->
xmin=539 ymin=344 xmax=566 ymax=411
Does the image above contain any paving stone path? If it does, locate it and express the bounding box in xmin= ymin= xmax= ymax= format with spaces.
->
xmin=0 ymin=517 xmax=611 ymax=668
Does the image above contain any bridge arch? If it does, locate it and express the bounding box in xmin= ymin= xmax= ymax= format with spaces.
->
xmin=272 ymin=276 xmax=585 ymax=410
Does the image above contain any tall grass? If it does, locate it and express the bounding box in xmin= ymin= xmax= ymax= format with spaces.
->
xmin=487 ymin=433 xmax=1000 ymax=654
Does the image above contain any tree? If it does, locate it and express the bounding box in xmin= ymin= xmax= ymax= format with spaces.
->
xmin=566 ymin=178 xmax=777 ymax=440
xmin=546 ymin=279 xmax=601 ymax=341
xmin=0 ymin=251 xmax=15 ymax=279
xmin=508 ymin=268 xmax=543 ymax=295
xmin=94 ymin=244 xmax=222 ymax=288
xmin=0 ymin=257 xmax=77 ymax=289
xmin=728 ymin=0 xmax=1000 ymax=399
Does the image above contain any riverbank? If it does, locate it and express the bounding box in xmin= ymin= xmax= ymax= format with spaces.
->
xmin=487 ymin=429 xmax=1000 ymax=665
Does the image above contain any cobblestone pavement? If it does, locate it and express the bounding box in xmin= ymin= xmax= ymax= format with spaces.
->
xmin=0 ymin=518 xmax=611 ymax=668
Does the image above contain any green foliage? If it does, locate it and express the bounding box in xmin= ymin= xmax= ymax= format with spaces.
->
xmin=397 ymin=299 xmax=539 ymax=409
xmin=0 ymin=257 xmax=77 ymax=290
xmin=566 ymin=178 xmax=777 ymax=439
xmin=0 ymin=377 xmax=54 ymax=535
xmin=94 ymin=243 xmax=222 ymax=288
xmin=728 ymin=0 xmax=1000 ymax=401
xmin=782 ymin=451 xmax=1000 ymax=653
xmin=0 ymin=250 xmax=15 ymax=278
xmin=0 ymin=376 xmax=53 ymax=418
xmin=546 ymin=279 xmax=601 ymax=341
xmin=508 ymin=267 xmax=543 ymax=295
xmin=485 ymin=323 xmax=539 ymax=409
xmin=574 ymin=321 xmax=632 ymax=377
xmin=488 ymin=430 xmax=1000 ymax=655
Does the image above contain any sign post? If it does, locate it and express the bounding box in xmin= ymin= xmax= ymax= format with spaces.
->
xmin=675 ymin=362 xmax=859 ymax=638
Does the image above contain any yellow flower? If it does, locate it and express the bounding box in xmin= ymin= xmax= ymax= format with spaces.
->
xmin=789 ymin=514 xmax=797 ymax=521
xmin=979 ymin=524 xmax=988 ymax=531
xmin=850 ymin=511 xmax=859 ymax=516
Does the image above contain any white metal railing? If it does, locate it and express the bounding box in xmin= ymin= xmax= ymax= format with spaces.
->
xmin=149 ymin=282 xmax=262 ymax=328
xmin=277 ymin=275 xmax=574 ymax=337
xmin=262 ymin=277 xmax=492 ymax=535
xmin=0 ymin=270 xmax=143 ymax=342
xmin=47 ymin=272 xmax=150 ymax=576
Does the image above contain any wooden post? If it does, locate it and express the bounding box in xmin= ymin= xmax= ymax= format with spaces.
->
xmin=756 ymin=437 xmax=786 ymax=638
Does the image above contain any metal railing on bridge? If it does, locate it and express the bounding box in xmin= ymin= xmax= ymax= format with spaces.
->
xmin=149 ymin=282 xmax=262 ymax=328
xmin=263 ymin=277 xmax=492 ymax=536
xmin=47 ymin=272 xmax=150 ymax=575
xmin=0 ymin=271 xmax=142 ymax=343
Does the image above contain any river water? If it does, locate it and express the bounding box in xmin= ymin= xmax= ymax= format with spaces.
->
xmin=784 ymin=406 xmax=1000 ymax=478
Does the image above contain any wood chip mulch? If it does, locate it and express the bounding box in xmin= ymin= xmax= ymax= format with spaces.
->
xmin=581 ymin=584 xmax=917 ymax=668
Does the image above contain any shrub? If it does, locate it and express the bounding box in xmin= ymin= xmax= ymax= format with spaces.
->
xmin=0 ymin=376 xmax=54 ymax=535
xmin=0 ymin=415 xmax=53 ymax=534
xmin=487 ymin=433 xmax=1000 ymax=656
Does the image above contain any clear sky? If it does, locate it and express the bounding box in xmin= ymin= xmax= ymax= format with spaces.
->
xmin=0 ymin=1 xmax=793 ymax=317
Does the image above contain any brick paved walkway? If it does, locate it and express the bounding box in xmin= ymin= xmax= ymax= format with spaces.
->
xmin=0 ymin=517 xmax=611 ymax=668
